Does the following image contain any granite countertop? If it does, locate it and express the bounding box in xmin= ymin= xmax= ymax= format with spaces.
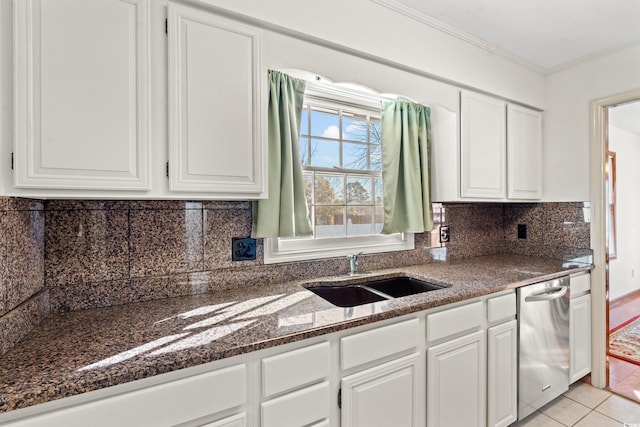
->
xmin=0 ymin=254 xmax=591 ymax=415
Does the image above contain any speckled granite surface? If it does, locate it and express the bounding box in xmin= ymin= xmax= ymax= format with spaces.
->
xmin=0 ymin=254 xmax=591 ymax=415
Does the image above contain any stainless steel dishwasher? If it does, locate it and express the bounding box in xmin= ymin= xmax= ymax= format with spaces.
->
xmin=517 ymin=276 xmax=570 ymax=420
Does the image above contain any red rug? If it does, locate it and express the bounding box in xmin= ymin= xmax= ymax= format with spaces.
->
xmin=609 ymin=315 xmax=640 ymax=365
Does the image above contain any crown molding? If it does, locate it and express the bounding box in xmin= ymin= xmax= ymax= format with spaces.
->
xmin=370 ymin=0 xmax=548 ymax=73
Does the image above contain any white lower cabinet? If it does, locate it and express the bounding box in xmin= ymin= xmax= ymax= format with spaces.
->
xmin=260 ymin=382 xmax=329 ymax=427
xmin=259 ymin=340 xmax=331 ymax=427
xmin=569 ymin=272 xmax=591 ymax=384
xmin=427 ymin=330 xmax=486 ymax=427
xmin=341 ymin=354 xmax=420 ymax=427
xmin=487 ymin=320 xmax=518 ymax=427
xmin=570 ymin=293 xmax=592 ymax=383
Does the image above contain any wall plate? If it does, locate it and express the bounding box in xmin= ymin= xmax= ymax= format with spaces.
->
xmin=232 ymin=237 xmax=257 ymax=261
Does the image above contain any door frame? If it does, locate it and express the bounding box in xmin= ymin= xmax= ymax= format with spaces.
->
xmin=589 ymin=87 xmax=640 ymax=388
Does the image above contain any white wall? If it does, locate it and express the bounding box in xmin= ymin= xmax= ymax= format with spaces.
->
xmin=608 ymin=126 xmax=640 ymax=300
xmin=194 ymin=0 xmax=545 ymax=107
xmin=543 ymin=43 xmax=640 ymax=202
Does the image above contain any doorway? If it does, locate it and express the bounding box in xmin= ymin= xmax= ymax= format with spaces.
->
xmin=606 ymin=100 xmax=640 ymax=401
xmin=589 ymin=88 xmax=640 ymax=392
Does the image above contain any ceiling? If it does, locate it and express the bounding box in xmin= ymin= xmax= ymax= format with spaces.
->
xmin=380 ymin=0 xmax=640 ymax=73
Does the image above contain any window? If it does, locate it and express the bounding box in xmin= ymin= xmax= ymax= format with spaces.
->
xmin=300 ymin=99 xmax=383 ymax=238
xmin=264 ymin=79 xmax=443 ymax=264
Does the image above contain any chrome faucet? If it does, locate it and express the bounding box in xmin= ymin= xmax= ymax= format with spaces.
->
xmin=347 ymin=252 xmax=364 ymax=276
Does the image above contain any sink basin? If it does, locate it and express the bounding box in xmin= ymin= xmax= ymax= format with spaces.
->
xmin=363 ymin=277 xmax=443 ymax=297
xmin=307 ymin=276 xmax=444 ymax=307
xmin=307 ymin=285 xmax=387 ymax=307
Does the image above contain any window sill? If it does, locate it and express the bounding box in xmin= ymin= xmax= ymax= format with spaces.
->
xmin=263 ymin=233 xmax=414 ymax=264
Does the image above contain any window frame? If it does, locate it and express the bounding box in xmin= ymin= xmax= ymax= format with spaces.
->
xmin=264 ymin=83 xmax=414 ymax=264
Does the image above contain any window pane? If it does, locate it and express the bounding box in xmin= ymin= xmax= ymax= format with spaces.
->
xmin=343 ymin=114 xmax=368 ymax=142
xmin=370 ymin=145 xmax=382 ymax=171
xmin=303 ymin=173 xmax=313 ymax=209
xmin=370 ymin=119 xmax=381 ymax=144
xmin=310 ymin=108 xmax=340 ymax=138
xmin=315 ymin=206 xmax=345 ymax=238
xmin=300 ymin=107 xmax=309 ymax=135
xmin=347 ymin=177 xmax=372 ymax=204
xmin=374 ymin=206 xmax=384 ymax=233
xmin=315 ymin=175 xmax=344 ymax=204
xmin=299 ymin=137 xmax=310 ymax=166
xmin=374 ymin=177 xmax=383 ymax=204
xmin=347 ymin=206 xmax=373 ymax=236
xmin=310 ymin=138 xmax=340 ymax=168
xmin=344 ymin=142 xmax=368 ymax=170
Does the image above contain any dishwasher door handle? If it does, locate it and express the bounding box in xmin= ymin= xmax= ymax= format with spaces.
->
xmin=524 ymin=286 xmax=568 ymax=302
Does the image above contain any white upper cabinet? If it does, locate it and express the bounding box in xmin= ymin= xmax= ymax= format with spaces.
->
xmin=432 ymin=91 xmax=542 ymax=202
xmin=461 ymin=91 xmax=507 ymax=199
xmin=507 ymin=104 xmax=542 ymax=199
xmin=9 ymin=0 xmax=266 ymax=199
xmin=167 ymin=2 xmax=266 ymax=198
xmin=13 ymin=0 xmax=150 ymax=191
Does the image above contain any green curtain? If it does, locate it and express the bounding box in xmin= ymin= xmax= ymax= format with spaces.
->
xmin=380 ymin=99 xmax=433 ymax=234
xmin=252 ymin=70 xmax=313 ymax=238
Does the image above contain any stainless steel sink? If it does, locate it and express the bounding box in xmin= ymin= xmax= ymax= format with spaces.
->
xmin=306 ymin=285 xmax=387 ymax=307
xmin=307 ymin=276 xmax=444 ymax=307
xmin=362 ymin=276 xmax=443 ymax=297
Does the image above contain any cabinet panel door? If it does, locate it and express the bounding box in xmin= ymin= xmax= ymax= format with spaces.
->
xmin=167 ymin=3 xmax=265 ymax=198
xmin=13 ymin=0 xmax=150 ymax=190
xmin=507 ymin=104 xmax=542 ymax=199
xmin=570 ymin=294 xmax=592 ymax=383
xmin=487 ymin=320 xmax=517 ymax=427
xmin=341 ymin=354 xmax=419 ymax=427
xmin=460 ymin=91 xmax=506 ymax=199
xmin=427 ymin=330 xmax=486 ymax=427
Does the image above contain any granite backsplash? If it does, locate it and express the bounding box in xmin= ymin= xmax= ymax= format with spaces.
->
xmin=0 ymin=198 xmax=591 ymax=356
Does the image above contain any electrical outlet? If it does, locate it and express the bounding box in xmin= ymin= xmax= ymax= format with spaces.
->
xmin=517 ymin=224 xmax=527 ymax=239
xmin=439 ymin=225 xmax=450 ymax=243
xmin=232 ymin=237 xmax=256 ymax=261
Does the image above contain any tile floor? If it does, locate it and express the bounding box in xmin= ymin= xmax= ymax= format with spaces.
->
xmin=610 ymin=357 xmax=640 ymax=403
xmin=512 ymin=381 xmax=640 ymax=426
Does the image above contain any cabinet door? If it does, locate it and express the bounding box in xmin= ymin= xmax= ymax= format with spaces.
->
xmin=13 ymin=0 xmax=150 ymax=190
xmin=167 ymin=3 xmax=266 ymax=198
xmin=487 ymin=320 xmax=517 ymax=427
xmin=507 ymin=104 xmax=542 ymax=199
xmin=460 ymin=91 xmax=506 ymax=199
xmin=427 ymin=330 xmax=486 ymax=427
xmin=570 ymin=294 xmax=592 ymax=383
xmin=341 ymin=354 xmax=420 ymax=427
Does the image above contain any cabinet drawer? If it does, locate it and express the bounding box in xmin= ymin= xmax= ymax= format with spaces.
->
xmin=261 ymin=382 xmax=329 ymax=427
xmin=201 ymin=413 xmax=246 ymax=427
xmin=427 ymin=301 xmax=483 ymax=342
xmin=4 ymin=364 xmax=246 ymax=427
xmin=487 ymin=292 xmax=516 ymax=323
xmin=262 ymin=341 xmax=330 ymax=398
xmin=341 ymin=318 xmax=419 ymax=370
xmin=570 ymin=273 xmax=590 ymax=296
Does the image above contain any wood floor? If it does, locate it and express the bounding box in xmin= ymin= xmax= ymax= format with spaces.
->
xmin=608 ymin=290 xmax=640 ymax=402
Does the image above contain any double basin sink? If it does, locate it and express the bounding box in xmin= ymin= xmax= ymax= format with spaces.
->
xmin=306 ymin=276 xmax=444 ymax=307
